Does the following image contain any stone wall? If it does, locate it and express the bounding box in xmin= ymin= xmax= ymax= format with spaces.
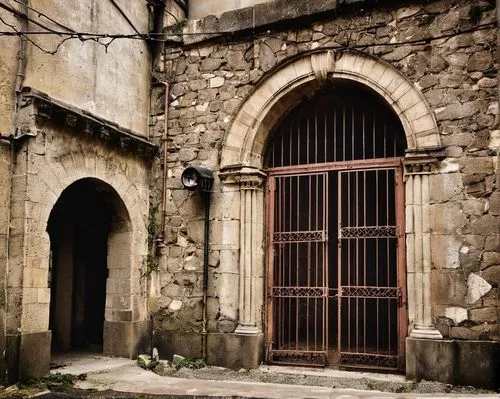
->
xmin=152 ymin=0 xmax=499 ymax=344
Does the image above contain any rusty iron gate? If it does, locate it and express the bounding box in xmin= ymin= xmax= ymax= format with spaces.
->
xmin=265 ymin=84 xmax=407 ymax=371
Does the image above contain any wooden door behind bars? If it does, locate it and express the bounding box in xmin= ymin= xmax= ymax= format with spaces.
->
xmin=265 ymin=84 xmax=407 ymax=371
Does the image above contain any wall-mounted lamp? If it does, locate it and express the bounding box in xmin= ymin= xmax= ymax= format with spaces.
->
xmin=181 ymin=165 xmax=213 ymax=362
xmin=181 ymin=166 xmax=213 ymax=191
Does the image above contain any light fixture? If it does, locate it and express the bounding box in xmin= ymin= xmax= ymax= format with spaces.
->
xmin=181 ymin=166 xmax=213 ymax=191
xmin=180 ymin=165 xmax=214 ymax=362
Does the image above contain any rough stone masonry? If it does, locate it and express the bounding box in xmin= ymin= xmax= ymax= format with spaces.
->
xmin=147 ymin=0 xmax=498 ymax=386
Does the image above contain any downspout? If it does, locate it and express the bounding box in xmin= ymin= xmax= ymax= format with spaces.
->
xmin=496 ymin=0 xmax=500 ymax=129
xmin=202 ymin=191 xmax=210 ymax=362
xmin=13 ymin=0 xmax=28 ymax=127
xmin=2 ymin=0 xmax=27 ymax=383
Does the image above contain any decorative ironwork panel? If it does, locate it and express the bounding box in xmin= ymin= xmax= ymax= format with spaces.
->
xmin=340 ymin=226 xmax=396 ymax=238
xmin=273 ymin=230 xmax=327 ymax=243
xmin=269 ymin=350 xmax=327 ymax=366
xmin=340 ymin=352 xmax=398 ymax=369
xmin=271 ymin=286 xmax=328 ymax=298
xmin=341 ymin=286 xmax=400 ymax=299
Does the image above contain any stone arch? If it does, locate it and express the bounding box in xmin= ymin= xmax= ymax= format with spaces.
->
xmin=221 ymin=50 xmax=441 ymax=168
xmin=47 ymin=177 xmax=133 ymax=350
xmin=6 ymin=135 xmax=150 ymax=367
xmin=218 ymin=50 xmax=444 ymax=361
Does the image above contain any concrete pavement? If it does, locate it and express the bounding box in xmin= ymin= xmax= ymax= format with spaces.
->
xmin=50 ymin=353 xmax=500 ymax=399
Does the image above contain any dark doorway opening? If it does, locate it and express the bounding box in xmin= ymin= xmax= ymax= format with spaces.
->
xmin=265 ymin=82 xmax=407 ymax=371
xmin=48 ymin=178 xmax=116 ymax=352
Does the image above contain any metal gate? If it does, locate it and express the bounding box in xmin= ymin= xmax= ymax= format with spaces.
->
xmin=267 ymin=172 xmax=329 ymax=366
xmin=337 ymin=167 xmax=405 ymax=370
xmin=265 ymin=83 xmax=407 ymax=371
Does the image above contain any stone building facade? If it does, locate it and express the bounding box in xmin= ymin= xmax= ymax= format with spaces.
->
xmin=0 ymin=0 xmax=156 ymax=382
xmin=150 ymin=0 xmax=499 ymax=389
xmin=0 ymin=0 xmax=498 ymax=391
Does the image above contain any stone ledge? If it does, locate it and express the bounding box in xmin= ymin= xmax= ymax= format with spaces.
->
xmin=183 ymin=0 xmax=338 ymax=45
xmin=16 ymin=87 xmax=158 ymax=159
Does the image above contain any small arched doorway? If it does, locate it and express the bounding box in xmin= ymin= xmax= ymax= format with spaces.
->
xmin=265 ymin=81 xmax=407 ymax=371
xmin=47 ymin=178 xmax=131 ymax=352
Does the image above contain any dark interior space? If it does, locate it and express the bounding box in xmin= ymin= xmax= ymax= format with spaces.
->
xmin=47 ymin=179 xmax=114 ymax=352
xmin=266 ymin=83 xmax=405 ymax=370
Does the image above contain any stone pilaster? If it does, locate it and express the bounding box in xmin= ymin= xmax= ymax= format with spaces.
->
xmin=219 ymin=166 xmax=266 ymax=334
xmin=404 ymin=150 xmax=444 ymax=339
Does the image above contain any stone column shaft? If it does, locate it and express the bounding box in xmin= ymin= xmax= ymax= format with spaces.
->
xmin=405 ymin=160 xmax=442 ymax=340
xmin=221 ymin=166 xmax=265 ymax=335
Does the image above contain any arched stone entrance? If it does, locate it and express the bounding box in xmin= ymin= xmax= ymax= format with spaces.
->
xmin=47 ymin=178 xmax=132 ymax=352
xmin=5 ymin=123 xmax=151 ymax=381
xmin=219 ymin=50 xmax=444 ymax=370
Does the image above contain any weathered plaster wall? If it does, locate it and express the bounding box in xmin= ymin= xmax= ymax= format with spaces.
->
xmin=152 ymin=0 xmax=499 ymax=342
xmin=22 ymin=0 xmax=151 ymax=136
xmin=189 ymin=0 xmax=270 ymax=19
xmin=0 ymin=0 xmax=20 ymax=137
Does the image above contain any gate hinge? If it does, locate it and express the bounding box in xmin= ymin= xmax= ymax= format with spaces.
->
xmin=397 ymin=289 xmax=403 ymax=307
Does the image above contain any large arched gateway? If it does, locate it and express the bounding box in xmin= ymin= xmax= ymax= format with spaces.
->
xmin=264 ymin=82 xmax=407 ymax=370
xmin=218 ymin=50 xmax=444 ymax=373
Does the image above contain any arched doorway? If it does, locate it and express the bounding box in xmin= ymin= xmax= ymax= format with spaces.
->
xmin=265 ymin=81 xmax=407 ymax=371
xmin=47 ymin=178 xmax=131 ymax=352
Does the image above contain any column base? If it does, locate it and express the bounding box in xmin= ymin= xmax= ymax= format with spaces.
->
xmin=409 ymin=324 xmax=443 ymax=339
xmin=103 ymin=320 xmax=150 ymax=359
xmin=6 ymin=331 xmax=51 ymax=383
xmin=234 ymin=324 xmax=260 ymax=335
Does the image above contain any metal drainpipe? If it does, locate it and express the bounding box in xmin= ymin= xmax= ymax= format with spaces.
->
xmin=202 ymin=191 xmax=211 ymax=362
xmin=496 ymin=0 xmax=500 ymax=129
xmin=13 ymin=0 xmax=28 ymax=127
xmin=152 ymin=81 xmax=170 ymax=238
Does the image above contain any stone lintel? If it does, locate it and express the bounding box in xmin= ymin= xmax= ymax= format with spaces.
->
xmin=16 ymin=87 xmax=157 ymax=159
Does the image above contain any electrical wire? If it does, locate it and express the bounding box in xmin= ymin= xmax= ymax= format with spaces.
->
xmin=0 ymin=0 xmax=497 ymax=53
xmin=109 ymin=0 xmax=141 ymax=35
xmin=9 ymin=0 xmax=75 ymax=32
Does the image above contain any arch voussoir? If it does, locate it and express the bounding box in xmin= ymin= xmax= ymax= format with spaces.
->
xmin=222 ymin=51 xmax=440 ymax=169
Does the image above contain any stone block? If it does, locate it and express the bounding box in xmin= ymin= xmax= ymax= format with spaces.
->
xmin=465 ymin=272 xmax=492 ymax=304
xmin=469 ymin=307 xmax=497 ymax=323
xmin=431 ymin=271 xmax=467 ymax=306
xmin=153 ymin=330 xmax=202 ymax=361
xmin=6 ymin=331 xmax=51 ymax=384
xmin=430 ymin=203 xmax=466 ymax=234
xmin=429 ymin=173 xmax=462 ymax=202
xmin=207 ymin=332 xmax=263 ymax=370
xmin=455 ymin=340 xmax=500 ymax=390
xmin=470 ymin=214 xmax=498 ymax=235
xmin=103 ymin=320 xmax=150 ymax=359
xmin=431 ymin=234 xmax=460 ymax=269
xmin=406 ymin=338 xmax=455 ymax=384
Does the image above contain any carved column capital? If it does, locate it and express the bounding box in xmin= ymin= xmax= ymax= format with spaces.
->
xmin=219 ymin=165 xmax=266 ymax=189
xmin=403 ymin=147 xmax=445 ymax=177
